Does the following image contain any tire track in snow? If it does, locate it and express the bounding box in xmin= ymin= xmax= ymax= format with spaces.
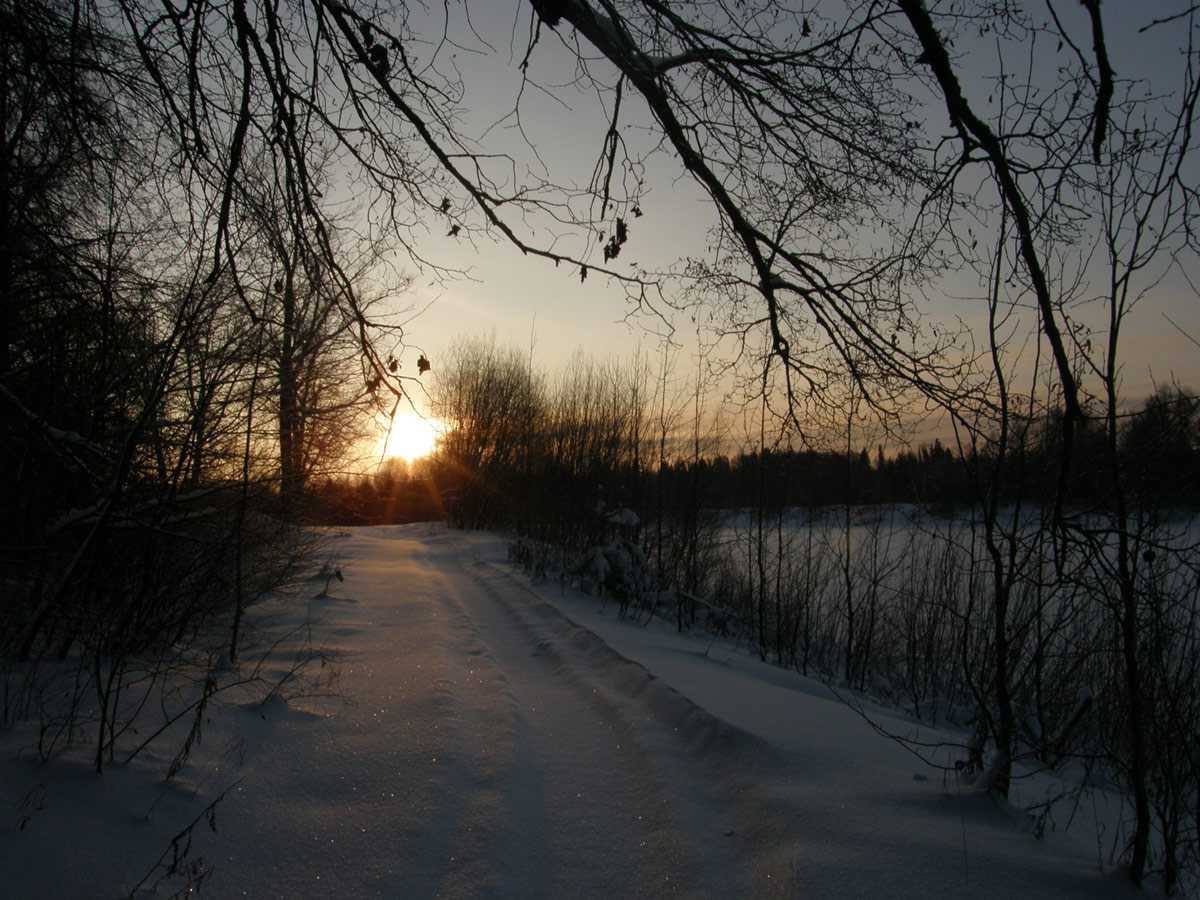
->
xmin=353 ymin=532 xmax=523 ymax=900
xmin=419 ymin=529 xmax=754 ymax=900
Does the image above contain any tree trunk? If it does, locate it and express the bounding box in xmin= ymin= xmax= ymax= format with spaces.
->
xmin=278 ymin=282 xmax=304 ymax=507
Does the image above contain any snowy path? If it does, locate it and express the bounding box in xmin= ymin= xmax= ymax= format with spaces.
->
xmin=2 ymin=524 xmax=1143 ymax=899
xmin=205 ymin=526 xmax=753 ymax=899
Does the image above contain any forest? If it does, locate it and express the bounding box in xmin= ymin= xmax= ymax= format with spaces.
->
xmin=4 ymin=0 xmax=1200 ymax=892
xmin=323 ymin=374 xmax=1200 ymax=526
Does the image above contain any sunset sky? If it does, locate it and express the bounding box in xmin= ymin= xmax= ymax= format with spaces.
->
xmin=378 ymin=1 xmax=1200 ymax=431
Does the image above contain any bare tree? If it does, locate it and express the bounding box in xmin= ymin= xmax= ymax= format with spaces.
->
xmin=430 ymin=334 xmax=546 ymax=527
xmin=886 ymin=2 xmax=1200 ymax=885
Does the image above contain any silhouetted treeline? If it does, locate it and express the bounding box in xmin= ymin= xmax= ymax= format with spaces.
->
xmin=311 ymin=460 xmax=447 ymax=525
xmin=654 ymin=440 xmax=961 ymax=511
xmin=319 ymin=389 xmax=1200 ymax=528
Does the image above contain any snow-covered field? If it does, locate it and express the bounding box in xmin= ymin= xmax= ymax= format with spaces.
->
xmin=1 ymin=524 xmax=1147 ymax=899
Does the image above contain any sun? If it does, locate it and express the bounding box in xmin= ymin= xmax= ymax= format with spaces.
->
xmin=380 ymin=411 xmax=443 ymax=462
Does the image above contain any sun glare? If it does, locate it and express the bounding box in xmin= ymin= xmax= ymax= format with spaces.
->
xmin=381 ymin=412 xmax=443 ymax=463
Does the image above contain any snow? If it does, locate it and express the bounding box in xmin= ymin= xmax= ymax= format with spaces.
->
xmin=606 ymin=506 xmax=640 ymax=528
xmin=1 ymin=524 xmax=1147 ymax=899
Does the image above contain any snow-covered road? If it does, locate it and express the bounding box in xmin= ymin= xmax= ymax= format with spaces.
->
xmin=2 ymin=525 xmax=1144 ymax=899
xmin=209 ymin=526 xmax=754 ymax=898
